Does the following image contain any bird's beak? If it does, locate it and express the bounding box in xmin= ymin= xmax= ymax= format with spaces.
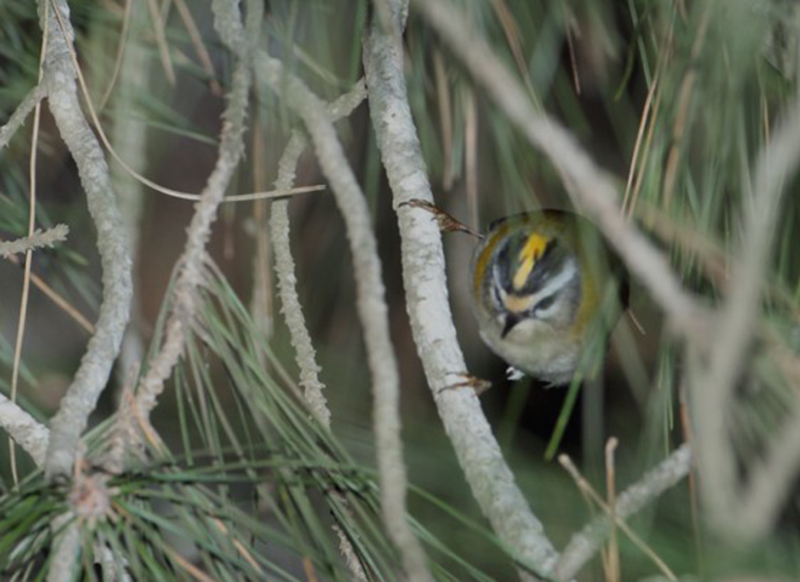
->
xmin=501 ymin=313 xmax=520 ymax=338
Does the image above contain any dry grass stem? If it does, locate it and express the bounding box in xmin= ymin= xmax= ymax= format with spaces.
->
xmin=97 ymin=0 xmax=133 ymax=110
xmin=144 ymin=0 xmax=176 ymax=85
xmin=558 ymin=454 xmax=677 ymax=581
xmin=556 ymin=444 xmax=692 ymax=580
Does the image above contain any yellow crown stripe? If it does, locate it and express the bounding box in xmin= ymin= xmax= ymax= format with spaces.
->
xmin=513 ymin=233 xmax=548 ymax=290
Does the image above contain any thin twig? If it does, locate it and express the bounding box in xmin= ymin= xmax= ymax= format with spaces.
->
xmin=134 ymin=0 xmax=260 ymax=421
xmin=364 ymin=3 xmax=557 ymax=579
xmin=269 ymin=80 xmax=367 ymax=428
xmin=257 ymin=54 xmax=433 ymax=582
xmin=0 ymin=225 xmax=69 ymax=258
xmin=173 ymin=0 xmax=222 ymax=95
xmin=605 ymin=438 xmax=620 ymax=582
xmin=42 ymin=0 xmax=133 ymax=479
xmin=0 ymin=84 xmax=46 ymax=150
xmin=266 ymin=79 xmax=369 ymax=582
xmin=145 ymin=0 xmax=176 ymax=85
xmin=2 ymin=251 xmax=95 ymax=333
xmin=97 ymin=0 xmax=133 ymax=110
xmin=9 ymin=63 xmax=45 ymax=486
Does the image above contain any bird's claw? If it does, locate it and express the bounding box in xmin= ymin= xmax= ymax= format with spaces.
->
xmin=506 ymin=366 xmax=526 ymax=382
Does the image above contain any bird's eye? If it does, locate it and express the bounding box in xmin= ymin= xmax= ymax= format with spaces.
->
xmin=533 ymin=294 xmax=556 ymax=313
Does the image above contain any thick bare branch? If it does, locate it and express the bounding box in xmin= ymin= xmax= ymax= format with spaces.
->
xmin=257 ymin=55 xmax=433 ymax=582
xmin=363 ymin=4 xmax=558 ymax=580
xmin=40 ymin=0 xmax=133 ymax=478
xmin=46 ymin=516 xmax=80 ymax=582
xmin=0 ymin=392 xmax=49 ymax=467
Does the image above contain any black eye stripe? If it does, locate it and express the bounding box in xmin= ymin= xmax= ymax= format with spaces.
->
xmin=533 ymin=293 xmax=557 ymax=312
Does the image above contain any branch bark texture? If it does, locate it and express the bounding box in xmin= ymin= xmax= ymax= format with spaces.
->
xmin=268 ymin=80 xmax=368 ymax=581
xmin=270 ymin=80 xmax=367 ymax=429
xmin=135 ymin=0 xmax=259 ymax=419
xmin=0 ymin=84 xmax=46 ymax=150
xmin=0 ymin=392 xmax=49 ymax=467
xmin=40 ymin=0 xmax=133 ymax=478
xmin=0 ymin=225 xmax=69 ymax=258
xmin=363 ymin=6 xmax=559 ymax=579
xmin=257 ymin=54 xmax=433 ymax=582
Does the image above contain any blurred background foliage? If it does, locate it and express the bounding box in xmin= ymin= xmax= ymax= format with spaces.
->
xmin=1 ymin=0 xmax=800 ymax=580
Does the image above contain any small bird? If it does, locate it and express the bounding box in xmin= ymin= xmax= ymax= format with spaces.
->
xmin=469 ymin=210 xmax=628 ymax=386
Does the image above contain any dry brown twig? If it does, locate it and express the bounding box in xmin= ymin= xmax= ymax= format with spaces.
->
xmin=556 ymin=445 xmax=692 ymax=579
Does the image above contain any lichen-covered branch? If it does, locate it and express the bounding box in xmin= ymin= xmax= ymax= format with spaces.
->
xmin=363 ymin=3 xmax=558 ymax=579
xmin=0 ymin=224 xmax=69 ymax=258
xmin=134 ymin=0 xmax=260 ymax=420
xmin=0 ymin=84 xmax=46 ymax=150
xmin=555 ymin=444 xmax=692 ymax=581
xmin=269 ymin=79 xmax=366 ymax=428
xmin=257 ymin=55 xmax=433 ymax=582
xmin=40 ymin=0 xmax=133 ymax=478
xmin=268 ymin=80 xmax=368 ymax=581
xmin=46 ymin=515 xmax=79 ymax=582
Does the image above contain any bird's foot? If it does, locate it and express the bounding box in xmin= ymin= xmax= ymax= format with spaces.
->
xmin=506 ymin=366 xmax=526 ymax=382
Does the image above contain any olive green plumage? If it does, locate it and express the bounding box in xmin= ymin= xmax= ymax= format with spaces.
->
xmin=470 ymin=210 xmax=628 ymax=385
